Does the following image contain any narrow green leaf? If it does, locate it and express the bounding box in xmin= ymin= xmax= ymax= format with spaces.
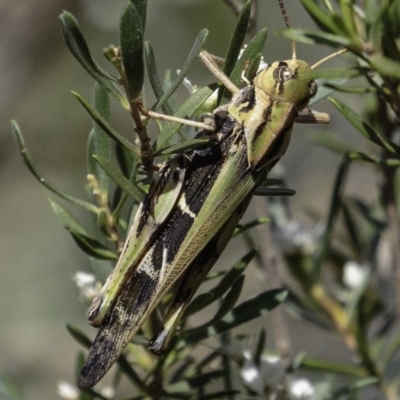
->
xmin=349 ymin=151 xmax=400 ymax=166
xmin=11 ymin=121 xmax=99 ymax=214
xmin=73 ymin=92 xmax=140 ymax=156
xmin=329 ymin=97 xmax=400 ymax=155
xmin=313 ymin=155 xmax=351 ymax=275
xmin=197 ymin=350 xmax=221 ymax=370
xmin=58 ymin=12 xmax=128 ymax=109
xmin=204 ymin=270 xmax=226 ymax=281
xmin=157 ymin=85 xmax=216 ymax=148
xmin=278 ymin=28 xmax=355 ymax=50
xmin=93 ymin=155 xmax=145 ymax=203
xmin=233 ymin=219 xmax=269 ymax=236
xmin=66 ymin=324 xmax=93 ymax=348
xmin=115 ymin=353 xmax=145 ymax=390
xmin=229 ymin=28 xmax=268 ymax=88
xmin=186 ymin=248 xmax=258 ymax=316
xmin=341 ymin=200 xmax=364 ymax=256
xmin=0 ymin=372 xmax=26 ymax=400
xmin=144 ymin=41 xmax=174 ymax=115
xmin=307 ymin=130 xmax=356 ymax=155
xmin=130 ymin=0 xmax=147 ymax=32
xmin=331 ymin=377 xmax=379 ymax=399
xmin=370 ymin=54 xmax=400 ymax=79
xmin=187 ymin=370 xmax=226 ymax=388
xmin=196 ymin=391 xmax=240 ymax=399
xmin=381 ymin=334 xmax=400 ymax=369
xmin=218 ymin=0 xmax=251 ymax=104
xmin=48 ymin=198 xmax=89 ymax=236
xmin=87 ymin=83 xmax=111 ymax=198
xmin=223 ymin=0 xmax=252 ymax=78
xmin=300 ymin=0 xmax=341 ymax=33
xmin=115 ymin=142 xmax=136 ymax=179
xmin=212 ymin=275 xmax=245 ymax=322
xmin=310 ymin=67 xmax=362 ymax=80
xmin=154 ymin=138 xmax=216 ymax=156
xmin=309 ymin=78 xmax=347 ymax=106
xmin=300 ymin=356 xmax=368 ymax=377
xmin=152 ymin=29 xmax=209 ymax=111
xmin=68 ymin=229 xmax=118 ymax=260
xmin=181 ymin=289 xmax=287 ymax=345
xmin=120 ymin=1 xmax=144 ymax=100
xmin=322 ymin=84 xmax=376 ymax=94
xmin=253 ymin=329 xmax=266 ymax=367
xmin=254 ymin=187 xmax=296 ymax=196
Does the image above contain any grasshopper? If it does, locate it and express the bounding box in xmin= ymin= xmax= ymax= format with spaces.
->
xmin=77 ymin=1 xmax=343 ymax=390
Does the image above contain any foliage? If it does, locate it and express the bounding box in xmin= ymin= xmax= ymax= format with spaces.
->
xmin=11 ymin=0 xmax=400 ymax=399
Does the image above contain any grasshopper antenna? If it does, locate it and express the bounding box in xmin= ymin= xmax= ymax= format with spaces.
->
xmin=311 ymin=49 xmax=348 ymax=69
xmin=278 ymin=0 xmax=296 ymax=60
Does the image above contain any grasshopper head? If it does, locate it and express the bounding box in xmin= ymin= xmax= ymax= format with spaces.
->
xmin=254 ymin=59 xmax=317 ymax=110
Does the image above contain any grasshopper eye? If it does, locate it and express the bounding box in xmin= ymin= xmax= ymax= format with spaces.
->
xmin=272 ymin=62 xmax=295 ymax=83
xmin=309 ymin=80 xmax=317 ymax=98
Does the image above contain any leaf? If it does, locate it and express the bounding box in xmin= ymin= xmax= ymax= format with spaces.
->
xmin=223 ymin=0 xmax=252 ymax=78
xmin=181 ymin=289 xmax=287 ymax=345
xmin=186 ymin=248 xmax=258 ymax=316
xmin=233 ymin=219 xmax=269 ymax=237
xmin=58 ymin=12 xmax=128 ymax=109
xmin=278 ymin=28 xmax=355 ymax=49
xmin=229 ymin=28 xmax=268 ymax=87
xmin=130 ymin=0 xmax=147 ymax=31
xmin=253 ymin=329 xmax=266 ymax=367
xmin=370 ymin=54 xmax=400 ymax=79
xmin=309 ymin=78 xmax=347 ymax=106
xmin=212 ymin=275 xmax=245 ymax=322
xmin=152 ymin=29 xmax=209 ymax=111
xmin=331 ymin=377 xmax=379 ymax=399
xmin=154 ymin=138 xmax=216 ymax=156
xmin=87 ymin=83 xmax=111 ymax=199
xmin=11 ymin=121 xmax=99 ymax=214
xmin=93 ymin=155 xmax=145 ymax=203
xmin=349 ymin=151 xmax=400 ymax=166
xmin=0 ymin=371 xmax=26 ymax=400
xmin=218 ymin=0 xmax=251 ymax=104
xmin=73 ymin=92 xmax=140 ymax=156
xmin=196 ymin=391 xmax=240 ymax=399
xmin=307 ymin=130 xmax=356 ymax=155
xmin=48 ymin=198 xmax=89 ymax=236
xmin=144 ymin=41 xmax=174 ymax=115
xmin=299 ymin=356 xmax=368 ymax=377
xmin=300 ymin=0 xmax=341 ymax=34
xmin=120 ymin=1 xmax=144 ymax=100
xmin=313 ymin=155 xmax=351 ymax=275
xmin=329 ymin=97 xmax=400 ymax=155
xmin=67 ymin=324 xmax=93 ymax=349
xmin=157 ymin=85 xmax=217 ymax=148
xmin=254 ymin=187 xmax=296 ymax=196
xmin=68 ymin=230 xmax=118 ymax=260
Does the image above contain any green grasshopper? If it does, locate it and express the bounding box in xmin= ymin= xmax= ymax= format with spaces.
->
xmin=77 ymin=2 xmax=343 ymax=390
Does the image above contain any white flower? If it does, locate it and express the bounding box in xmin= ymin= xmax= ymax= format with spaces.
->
xmin=57 ymin=381 xmax=79 ymax=399
xmin=260 ymin=354 xmax=285 ymax=387
xmin=73 ymin=272 xmax=99 ymax=302
xmin=288 ymin=378 xmax=314 ymax=399
xmin=177 ymin=69 xmax=197 ymax=94
xmin=343 ymin=261 xmax=367 ymax=289
xmin=100 ymin=386 xmax=115 ymax=398
xmin=272 ymin=220 xmax=324 ymax=256
xmin=240 ymin=350 xmax=263 ymax=395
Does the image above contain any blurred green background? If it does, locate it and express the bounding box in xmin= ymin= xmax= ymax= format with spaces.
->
xmin=1 ymin=1 xmax=370 ymax=398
